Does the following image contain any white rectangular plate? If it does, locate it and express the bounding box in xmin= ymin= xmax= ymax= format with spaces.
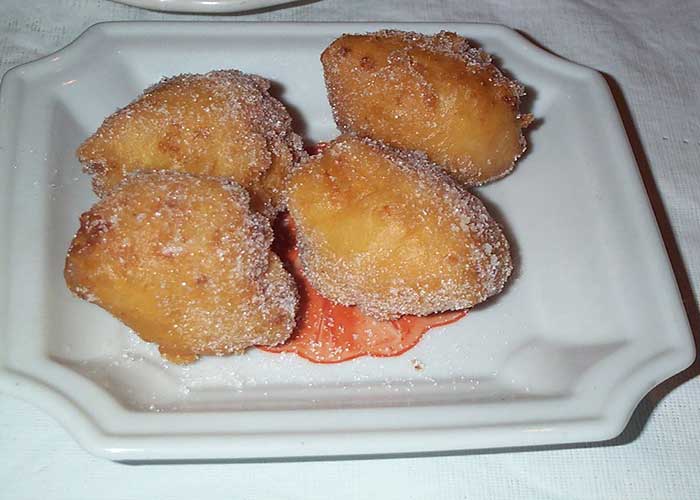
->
xmin=0 ymin=22 xmax=694 ymax=461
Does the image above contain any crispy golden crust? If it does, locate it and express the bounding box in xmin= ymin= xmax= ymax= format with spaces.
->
xmin=64 ymin=171 xmax=298 ymax=364
xmin=287 ymin=135 xmax=512 ymax=319
xmin=321 ymin=30 xmax=532 ymax=186
xmin=77 ymin=70 xmax=306 ymax=218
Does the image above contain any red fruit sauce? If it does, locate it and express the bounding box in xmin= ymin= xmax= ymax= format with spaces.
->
xmin=258 ymin=214 xmax=467 ymax=364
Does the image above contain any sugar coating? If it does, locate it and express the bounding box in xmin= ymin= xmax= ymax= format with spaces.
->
xmin=288 ymin=135 xmax=513 ymax=320
xmin=373 ymin=29 xmax=525 ymax=97
xmin=77 ymin=69 xmax=306 ymax=218
xmin=321 ymin=30 xmax=533 ymax=186
xmin=64 ymin=170 xmax=298 ymax=364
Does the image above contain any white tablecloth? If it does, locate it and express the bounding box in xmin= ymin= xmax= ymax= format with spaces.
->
xmin=1 ymin=1 xmax=699 ymax=498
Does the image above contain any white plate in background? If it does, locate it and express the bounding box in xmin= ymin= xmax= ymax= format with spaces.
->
xmin=0 ymin=22 xmax=694 ymax=461
xmin=111 ymin=0 xmax=296 ymax=13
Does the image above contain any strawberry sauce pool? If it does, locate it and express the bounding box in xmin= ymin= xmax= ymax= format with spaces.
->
xmin=258 ymin=214 xmax=467 ymax=363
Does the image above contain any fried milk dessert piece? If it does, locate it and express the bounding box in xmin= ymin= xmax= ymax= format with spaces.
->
xmin=321 ymin=30 xmax=532 ymax=185
xmin=77 ymin=70 xmax=305 ymax=218
xmin=287 ymin=135 xmax=512 ymax=320
xmin=64 ymin=171 xmax=298 ymax=364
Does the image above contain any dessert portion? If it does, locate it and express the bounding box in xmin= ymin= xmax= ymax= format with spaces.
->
xmin=64 ymin=171 xmax=298 ymax=364
xmin=77 ymin=70 xmax=306 ymax=218
xmin=287 ymin=135 xmax=512 ymax=320
xmin=321 ymin=30 xmax=531 ymax=185
xmin=65 ymin=29 xmax=530 ymax=364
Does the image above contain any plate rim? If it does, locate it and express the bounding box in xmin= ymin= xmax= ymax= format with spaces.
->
xmin=0 ymin=21 xmax=695 ymax=461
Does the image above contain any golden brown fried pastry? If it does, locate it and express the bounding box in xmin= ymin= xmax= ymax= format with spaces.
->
xmin=77 ymin=70 xmax=305 ymax=218
xmin=321 ymin=30 xmax=532 ymax=186
xmin=287 ymin=135 xmax=512 ymax=320
xmin=64 ymin=171 xmax=298 ymax=364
